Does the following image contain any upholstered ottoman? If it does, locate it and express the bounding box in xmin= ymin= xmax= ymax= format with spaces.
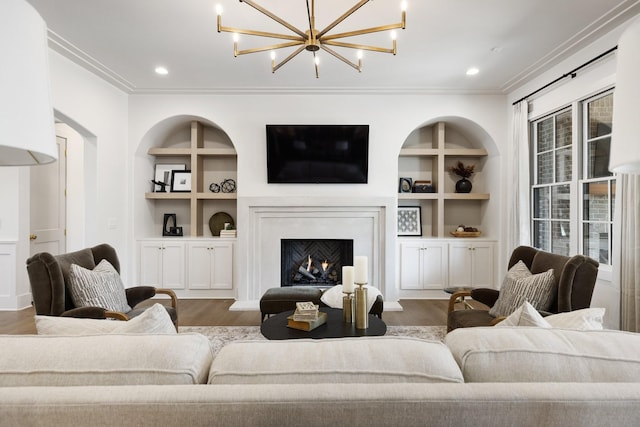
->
xmin=260 ymin=286 xmax=384 ymax=322
xmin=260 ymin=287 xmax=324 ymax=322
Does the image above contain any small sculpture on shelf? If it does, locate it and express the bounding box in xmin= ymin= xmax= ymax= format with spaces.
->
xmin=449 ymin=161 xmax=475 ymax=193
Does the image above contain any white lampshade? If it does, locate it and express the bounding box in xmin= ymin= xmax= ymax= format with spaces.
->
xmin=610 ymin=17 xmax=640 ymax=174
xmin=0 ymin=0 xmax=56 ymax=166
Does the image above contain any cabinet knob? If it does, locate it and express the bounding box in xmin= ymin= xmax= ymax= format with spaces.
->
xmin=29 ymin=234 xmax=37 ymax=241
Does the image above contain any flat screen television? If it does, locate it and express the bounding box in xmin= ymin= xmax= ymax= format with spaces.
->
xmin=266 ymin=124 xmax=369 ymax=184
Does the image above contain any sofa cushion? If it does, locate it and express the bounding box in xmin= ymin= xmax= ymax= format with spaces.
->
xmin=0 ymin=333 xmax=212 ymax=386
xmin=34 ymin=303 xmax=176 ymax=335
xmin=209 ymin=337 xmax=463 ymax=384
xmin=445 ymin=327 xmax=640 ymax=382
xmin=489 ymin=261 xmax=556 ymax=317
xmin=68 ymin=259 xmax=131 ymax=312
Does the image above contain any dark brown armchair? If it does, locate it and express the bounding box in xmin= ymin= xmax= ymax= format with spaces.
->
xmin=447 ymin=246 xmax=599 ymax=332
xmin=26 ymin=243 xmax=178 ymax=327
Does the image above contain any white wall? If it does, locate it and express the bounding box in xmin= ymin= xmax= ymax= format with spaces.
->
xmin=128 ymin=93 xmax=507 ymax=300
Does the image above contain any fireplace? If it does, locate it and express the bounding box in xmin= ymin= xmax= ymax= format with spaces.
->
xmin=281 ymin=239 xmax=354 ymax=287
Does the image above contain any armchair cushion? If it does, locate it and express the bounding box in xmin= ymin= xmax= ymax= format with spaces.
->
xmin=488 ymin=261 xmax=556 ymax=318
xmin=68 ymin=260 xmax=131 ymax=313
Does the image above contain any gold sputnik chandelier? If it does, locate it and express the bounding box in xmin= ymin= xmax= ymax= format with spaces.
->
xmin=216 ymin=0 xmax=407 ymax=78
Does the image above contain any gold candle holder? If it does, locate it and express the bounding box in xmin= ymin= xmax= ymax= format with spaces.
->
xmin=343 ymin=292 xmax=354 ymax=323
xmin=355 ymin=283 xmax=368 ymax=329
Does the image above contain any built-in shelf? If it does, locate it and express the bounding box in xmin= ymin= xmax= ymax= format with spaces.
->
xmin=145 ymin=121 xmax=237 ymax=237
xmin=398 ymin=121 xmax=490 ymax=238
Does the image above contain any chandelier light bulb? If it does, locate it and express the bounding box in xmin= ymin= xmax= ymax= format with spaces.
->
xmin=270 ymin=51 xmax=276 ymax=60
xmin=215 ymin=4 xmax=223 ymax=15
xmin=391 ymin=30 xmax=397 ymax=41
xmin=357 ymin=50 xmax=363 ymax=60
xmin=401 ymin=1 xmax=408 ymax=11
xmin=315 ymin=56 xmax=320 ymax=66
xmin=233 ymin=33 xmax=239 ymax=42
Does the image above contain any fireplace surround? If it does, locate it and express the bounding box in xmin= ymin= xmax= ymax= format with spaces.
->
xmin=232 ymin=196 xmax=399 ymax=310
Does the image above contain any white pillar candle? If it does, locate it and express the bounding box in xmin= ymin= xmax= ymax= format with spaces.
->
xmin=354 ymin=256 xmax=368 ymax=284
xmin=342 ymin=266 xmax=355 ymax=293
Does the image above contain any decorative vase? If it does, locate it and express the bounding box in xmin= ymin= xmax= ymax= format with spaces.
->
xmin=455 ymin=178 xmax=472 ymax=193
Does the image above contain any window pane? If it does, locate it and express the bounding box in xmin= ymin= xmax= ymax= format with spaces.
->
xmin=537 ymin=118 xmax=554 ymax=152
xmin=551 ymin=221 xmax=570 ymax=256
xmin=556 ymin=111 xmax=572 ymax=148
xmin=533 ymin=187 xmax=549 ymax=218
xmin=555 ymin=147 xmax=572 ymax=182
xmin=537 ymin=152 xmax=554 ymax=184
xmin=587 ymin=137 xmax=612 ymax=179
xmin=551 ymin=185 xmax=570 ymax=220
xmin=533 ymin=220 xmax=550 ymax=252
xmin=583 ymin=181 xmax=609 ymax=221
xmin=588 ymin=93 xmax=613 ymax=139
xmin=583 ymin=222 xmax=609 ymax=264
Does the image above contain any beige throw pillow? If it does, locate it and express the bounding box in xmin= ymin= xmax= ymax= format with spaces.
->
xmin=68 ymin=259 xmax=131 ymax=313
xmin=35 ymin=303 xmax=176 ymax=335
xmin=489 ymin=260 xmax=556 ymax=318
xmin=496 ymin=301 xmax=552 ymax=327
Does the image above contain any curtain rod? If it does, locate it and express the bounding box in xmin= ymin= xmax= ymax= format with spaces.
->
xmin=512 ymin=46 xmax=618 ymax=106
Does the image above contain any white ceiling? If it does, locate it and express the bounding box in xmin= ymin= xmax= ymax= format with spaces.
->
xmin=26 ymin=0 xmax=640 ymax=94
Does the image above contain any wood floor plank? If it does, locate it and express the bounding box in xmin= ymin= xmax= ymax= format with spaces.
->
xmin=0 ymin=299 xmax=450 ymax=334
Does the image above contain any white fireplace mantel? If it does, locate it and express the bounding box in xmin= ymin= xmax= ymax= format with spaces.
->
xmin=231 ymin=196 xmax=400 ymax=311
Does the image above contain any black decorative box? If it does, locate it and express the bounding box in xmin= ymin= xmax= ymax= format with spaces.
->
xmin=412 ymin=181 xmax=435 ymax=193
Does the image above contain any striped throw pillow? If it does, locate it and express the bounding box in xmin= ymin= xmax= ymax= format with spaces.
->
xmin=68 ymin=260 xmax=131 ymax=313
xmin=489 ymin=260 xmax=556 ymax=318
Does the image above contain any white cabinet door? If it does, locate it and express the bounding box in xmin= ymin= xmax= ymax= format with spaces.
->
xmin=138 ymin=241 xmax=185 ymax=289
xmin=399 ymin=242 xmax=423 ymax=290
xmin=188 ymin=242 xmax=211 ymax=290
xmin=161 ymin=241 xmax=185 ymax=289
xmin=210 ymin=242 xmax=233 ymax=289
xmin=448 ymin=243 xmax=472 ymax=287
xmin=469 ymin=243 xmax=494 ymax=288
xmin=421 ymin=244 xmax=447 ymax=289
xmin=399 ymin=241 xmax=447 ymax=290
xmin=139 ymin=241 xmax=163 ymax=287
xmin=448 ymin=241 xmax=495 ymax=288
xmin=188 ymin=241 xmax=233 ymax=290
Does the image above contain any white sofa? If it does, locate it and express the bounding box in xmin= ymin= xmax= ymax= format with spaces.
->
xmin=2 ymin=328 xmax=640 ymax=426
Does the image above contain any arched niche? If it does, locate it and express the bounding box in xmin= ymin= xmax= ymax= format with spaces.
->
xmin=134 ymin=115 xmax=236 ymax=239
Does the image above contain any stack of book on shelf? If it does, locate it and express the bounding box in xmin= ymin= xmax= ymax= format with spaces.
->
xmin=219 ymin=229 xmax=237 ymax=238
xmin=287 ymin=301 xmax=327 ymax=331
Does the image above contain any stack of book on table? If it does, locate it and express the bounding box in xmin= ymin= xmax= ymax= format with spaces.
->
xmin=287 ymin=301 xmax=328 ymax=331
xmin=219 ymin=229 xmax=237 ymax=238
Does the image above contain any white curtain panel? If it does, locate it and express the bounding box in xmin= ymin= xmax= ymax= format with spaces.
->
xmin=618 ymin=174 xmax=640 ymax=332
xmin=508 ymin=100 xmax=531 ymax=252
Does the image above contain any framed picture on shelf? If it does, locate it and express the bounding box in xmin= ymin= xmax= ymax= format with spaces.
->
xmin=153 ymin=164 xmax=185 ymax=192
xmin=398 ymin=177 xmax=413 ymax=193
xmin=171 ymin=170 xmax=192 ymax=192
xmin=397 ymin=206 xmax=422 ymax=236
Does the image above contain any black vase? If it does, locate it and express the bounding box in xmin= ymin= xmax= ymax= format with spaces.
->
xmin=455 ymin=178 xmax=472 ymax=193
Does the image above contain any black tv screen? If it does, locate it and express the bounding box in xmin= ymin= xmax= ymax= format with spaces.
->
xmin=266 ymin=125 xmax=369 ymax=184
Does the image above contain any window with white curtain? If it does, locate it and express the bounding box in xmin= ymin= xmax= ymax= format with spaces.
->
xmin=530 ymin=90 xmax=615 ymax=265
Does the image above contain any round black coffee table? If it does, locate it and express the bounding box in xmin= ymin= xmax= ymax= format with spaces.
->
xmin=261 ymin=307 xmax=386 ymax=340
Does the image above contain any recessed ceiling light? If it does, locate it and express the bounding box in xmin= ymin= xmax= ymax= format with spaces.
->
xmin=155 ymin=66 xmax=169 ymax=75
xmin=466 ymin=67 xmax=479 ymax=76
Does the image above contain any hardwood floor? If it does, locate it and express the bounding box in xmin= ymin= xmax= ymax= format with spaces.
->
xmin=0 ymin=299 xmax=451 ymax=335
